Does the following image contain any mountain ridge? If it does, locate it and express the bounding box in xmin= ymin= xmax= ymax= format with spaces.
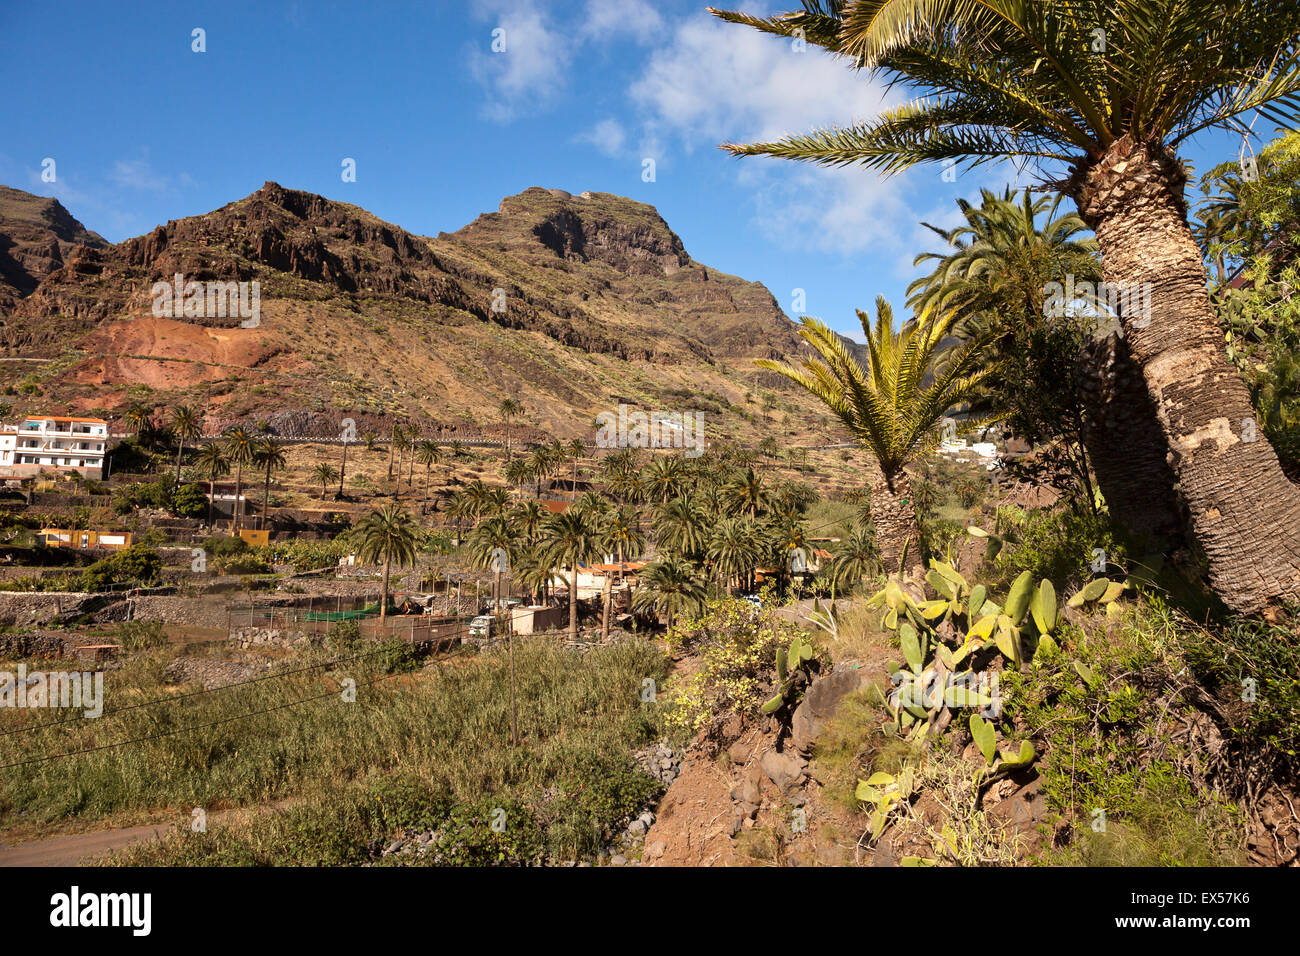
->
xmin=0 ymin=182 xmax=837 ymax=447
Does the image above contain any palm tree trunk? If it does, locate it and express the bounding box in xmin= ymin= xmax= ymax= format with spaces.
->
xmin=380 ymin=554 xmax=391 ymax=623
xmin=232 ymin=463 xmax=244 ymax=533
xmin=261 ymin=465 xmax=272 ymax=531
xmin=1077 ymin=331 xmax=1187 ymax=551
xmin=601 ymin=574 xmax=612 ymax=641
xmin=387 ymin=427 xmax=396 ymax=479
xmin=1071 ymin=137 xmax=1300 ymax=612
xmin=207 ymin=477 xmax=215 ymax=527
xmin=338 ymin=442 xmax=348 ymax=500
xmin=870 ymin=468 xmax=922 ymax=576
xmin=174 ymin=440 xmax=185 ymax=486
xmin=569 ymin=565 xmax=578 ymax=641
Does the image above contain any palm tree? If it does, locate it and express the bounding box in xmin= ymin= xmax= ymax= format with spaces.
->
xmin=482 ymin=487 xmax=511 ymax=518
xmin=712 ymin=0 xmax=1300 ymax=611
xmin=602 ymin=505 xmax=647 ymax=634
xmin=407 ymin=428 xmax=420 ymax=491
xmin=644 ymin=455 xmax=688 ymax=503
xmin=909 ymin=187 xmax=1101 ymax=325
xmin=706 ymin=515 xmax=764 ymax=594
xmin=653 ymin=494 xmax=710 ymax=560
xmin=124 ymin=402 xmax=153 ymax=441
xmin=527 ymin=445 xmax=556 ymax=498
xmin=352 ymin=504 xmax=419 ymax=623
xmin=726 ymin=466 xmax=768 ymax=518
xmin=468 ymin=514 xmax=516 ymax=608
xmin=570 ymin=491 xmax=611 ymax=522
xmin=446 ymin=489 xmax=478 ymax=545
xmin=511 ymin=544 xmax=555 ymax=606
xmin=254 ymin=438 xmax=287 ymax=531
xmin=311 ymin=462 xmax=338 ymax=497
xmin=223 ymin=426 xmax=256 ymax=533
xmin=605 ymin=505 xmax=646 ymax=572
xmin=416 ymin=440 xmax=441 ymax=508
xmin=195 ymin=443 xmax=229 ymax=528
xmin=509 ymin=499 xmax=548 ymax=545
xmin=504 ymin=457 xmax=531 ymax=498
xmin=540 ymin=510 xmax=605 ymax=641
xmin=606 ymin=464 xmax=647 ymax=506
xmin=387 ymin=422 xmax=404 ymax=483
xmin=566 ymin=438 xmax=586 ymax=499
xmin=169 ymin=405 xmax=202 ymax=485
xmin=758 ymin=299 xmax=992 ymax=574
xmin=910 ymin=187 xmax=1184 ymax=548
xmin=499 ymin=398 xmax=523 ymax=462
xmin=337 ymin=428 xmax=353 ymax=501
xmin=633 ymin=557 xmax=707 ymax=631
xmin=826 ymin=527 xmax=880 ymax=598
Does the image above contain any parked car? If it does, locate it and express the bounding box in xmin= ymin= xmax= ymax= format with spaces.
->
xmin=468 ymin=615 xmax=494 ymax=640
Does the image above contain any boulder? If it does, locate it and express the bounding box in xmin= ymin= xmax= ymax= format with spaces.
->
xmin=760 ymin=749 xmax=807 ymax=797
xmin=791 ymin=665 xmax=874 ymax=754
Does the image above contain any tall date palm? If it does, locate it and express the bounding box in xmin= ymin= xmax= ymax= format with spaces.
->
xmin=712 ymin=0 xmax=1300 ymax=610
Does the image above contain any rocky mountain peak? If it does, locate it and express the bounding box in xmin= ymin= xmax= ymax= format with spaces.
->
xmin=456 ymin=186 xmax=692 ymax=277
xmin=0 ymin=186 xmax=107 ymax=308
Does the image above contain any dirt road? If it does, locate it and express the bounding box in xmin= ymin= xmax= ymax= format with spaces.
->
xmin=0 ymin=823 xmax=170 ymax=867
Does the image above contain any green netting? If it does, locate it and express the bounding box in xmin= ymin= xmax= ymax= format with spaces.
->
xmin=302 ymin=601 xmax=396 ymax=622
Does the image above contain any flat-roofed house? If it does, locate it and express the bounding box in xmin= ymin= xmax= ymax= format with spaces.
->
xmin=0 ymin=416 xmax=110 ymax=479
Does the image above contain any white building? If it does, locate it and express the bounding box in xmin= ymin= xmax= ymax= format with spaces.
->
xmin=0 ymin=416 xmax=110 ymax=479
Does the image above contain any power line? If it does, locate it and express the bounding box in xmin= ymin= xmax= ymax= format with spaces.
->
xmin=0 ymin=636 xmax=457 ymax=739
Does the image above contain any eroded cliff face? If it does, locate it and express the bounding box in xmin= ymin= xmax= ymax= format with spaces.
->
xmin=0 ymin=185 xmax=107 ymax=311
xmin=0 ymin=181 xmax=819 ymax=440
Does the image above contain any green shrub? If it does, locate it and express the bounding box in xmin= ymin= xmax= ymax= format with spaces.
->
xmin=1002 ymin=599 xmax=1247 ymax=867
xmin=993 ymin=507 xmax=1124 ymax=590
xmin=172 ymin=484 xmax=208 ymax=519
xmin=664 ymin=597 xmax=820 ymax=740
xmin=79 ymin=545 xmax=162 ymax=592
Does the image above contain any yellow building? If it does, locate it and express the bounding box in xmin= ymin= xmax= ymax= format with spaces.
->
xmin=39 ymin=529 xmax=133 ymax=551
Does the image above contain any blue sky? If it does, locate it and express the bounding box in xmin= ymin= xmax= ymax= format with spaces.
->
xmin=0 ymin=0 xmax=1256 ymax=340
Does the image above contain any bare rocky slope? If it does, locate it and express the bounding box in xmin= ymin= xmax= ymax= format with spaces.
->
xmin=0 ymin=185 xmax=107 ymax=313
xmin=0 ymin=182 xmax=834 ymax=445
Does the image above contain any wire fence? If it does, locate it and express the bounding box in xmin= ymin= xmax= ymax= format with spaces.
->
xmin=225 ymin=601 xmax=479 ymax=647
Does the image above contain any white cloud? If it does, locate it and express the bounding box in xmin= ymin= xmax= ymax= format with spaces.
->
xmin=109 ymin=157 xmax=192 ymax=193
xmin=575 ymin=117 xmax=629 ymax=157
xmin=630 ymin=14 xmax=895 ymax=151
xmin=579 ymin=0 xmax=664 ymax=44
xmin=467 ymin=0 xmax=574 ymax=122
xmin=623 ymin=13 xmax=923 ymax=257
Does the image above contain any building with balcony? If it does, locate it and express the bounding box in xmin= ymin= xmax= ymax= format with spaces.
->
xmin=0 ymin=416 xmax=110 ymax=479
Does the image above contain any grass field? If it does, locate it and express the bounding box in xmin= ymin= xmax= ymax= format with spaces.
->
xmin=1 ymin=637 xmax=671 ymax=864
